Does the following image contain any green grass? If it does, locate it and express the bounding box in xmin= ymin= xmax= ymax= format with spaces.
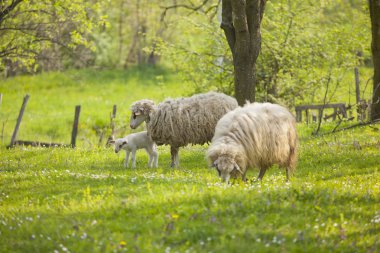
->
xmin=0 ymin=66 xmax=187 ymax=146
xmin=0 ymin=68 xmax=379 ymax=252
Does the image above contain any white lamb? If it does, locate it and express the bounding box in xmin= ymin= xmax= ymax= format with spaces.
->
xmin=111 ymin=131 xmax=158 ymax=169
xmin=129 ymin=92 xmax=238 ymax=167
xmin=207 ymin=102 xmax=298 ymax=183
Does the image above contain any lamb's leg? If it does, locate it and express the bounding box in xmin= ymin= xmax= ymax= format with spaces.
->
xmin=124 ymin=151 xmax=130 ymax=168
xmin=170 ymin=146 xmax=179 ymax=168
xmin=257 ymin=167 xmax=267 ymax=180
xmin=145 ymin=148 xmax=153 ymax=168
xmin=131 ymin=149 xmax=137 ymax=169
xmin=148 ymin=155 xmax=153 ymax=168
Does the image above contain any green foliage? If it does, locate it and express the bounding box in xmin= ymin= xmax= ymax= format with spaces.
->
xmin=1 ymin=0 xmax=374 ymax=110
xmin=156 ymin=14 xmax=235 ymax=96
xmin=92 ymin=0 xmax=174 ymax=68
xmin=258 ymin=0 xmax=371 ymax=106
xmin=157 ymin=0 xmax=372 ymax=107
xmin=0 ymin=0 xmax=106 ymax=71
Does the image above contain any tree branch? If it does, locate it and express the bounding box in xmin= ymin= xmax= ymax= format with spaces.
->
xmin=0 ymin=0 xmax=24 ymax=25
xmin=220 ymin=0 xmax=235 ymax=52
xmin=160 ymin=0 xmax=210 ymax=22
xmin=247 ymin=0 xmax=266 ymax=62
xmin=231 ymin=0 xmax=250 ymax=62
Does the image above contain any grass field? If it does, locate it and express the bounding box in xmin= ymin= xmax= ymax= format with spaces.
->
xmin=0 ymin=66 xmax=186 ymax=146
xmin=0 ymin=68 xmax=379 ymax=252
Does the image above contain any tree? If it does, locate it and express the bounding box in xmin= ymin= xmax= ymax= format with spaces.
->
xmin=221 ymin=0 xmax=266 ymax=105
xmin=93 ymin=0 xmax=167 ymax=68
xmin=369 ymin=0 xmax=380 ymax=121
xmin=160 ymin=0 xmax=370 ymax=109
xmin=161 ymin=0 xmax=266 ymax=105
xmin=0 ymin=0 xmax=105 ymax=73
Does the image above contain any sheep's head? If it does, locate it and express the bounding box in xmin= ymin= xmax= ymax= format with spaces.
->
xmin=110 ymin=139 xmax=128 ymax=153
xmin=212 ymin=155 xmax=243 ymax=183
xmin=130 ymin=99 xmax=155 ymax=129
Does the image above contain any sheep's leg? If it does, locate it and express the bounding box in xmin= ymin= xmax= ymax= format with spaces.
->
xmin=242 ymin=171 xmax=248 ymax=182
xmin=170 ymin=146 xmax=179 ymax=168
xmin=124 ymin=151 xmax=130 ymax=168
xmin=131 ymin=149 xmax=137 ymax=169
xmin=257 ymin=167 xmax=267 ymax=180
xmin=286 ymin=167 xmax=290 ymax=182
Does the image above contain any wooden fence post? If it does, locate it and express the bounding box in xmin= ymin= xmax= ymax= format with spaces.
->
xmin=355 ymin=67 xmax=360 ymax=104
xmin=333 ymin=108 xmax=337 ymax=120
xmin=354 ymin=67 xmax=363 ymax=121
xmin=106 ymin=105 xmax=117 ymax=146
xmin=368 ymin=99 xmax=372 ymax=120
xmin=9 ymin=94 xmax=30 ymax=147
xmin=71 ymin=105 xmax=81 ymax=148
xmin=111 ymin=104 xmax=117 ymax=136
xmin=295 ymin=107 xmax=302 ymax=122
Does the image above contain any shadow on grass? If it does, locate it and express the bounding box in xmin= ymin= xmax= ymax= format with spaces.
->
xmin=2 ymin=183 xmax=377 ymax=253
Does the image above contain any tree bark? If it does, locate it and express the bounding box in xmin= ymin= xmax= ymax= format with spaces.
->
xmin=221 ymin=0 xmax=266 ymax=105
xmin=369 ymin=0 xmax=380 ymax=121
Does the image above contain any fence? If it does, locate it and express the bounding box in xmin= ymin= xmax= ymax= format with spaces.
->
xmin=6 ymin=94 xmax=81 ymax=148
xmin=3 ymin=94 xmax=126 ymax=148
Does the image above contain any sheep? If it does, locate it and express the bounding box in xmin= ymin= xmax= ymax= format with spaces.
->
xmin=110 ymin=131 xmax=158 ymax=169
xmin=129 ymin=91 xmax=238 ymax=167
xmin=206 ymin=102 xmax=298 ymax=183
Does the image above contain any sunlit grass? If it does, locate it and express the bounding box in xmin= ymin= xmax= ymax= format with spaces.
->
xmin=0 ymin=66 xmax=187 ymax=146
xmin=0 ymin=68 xmax=379 ymax=252
xmin=1 ymin=122 xmax=379 ymax=252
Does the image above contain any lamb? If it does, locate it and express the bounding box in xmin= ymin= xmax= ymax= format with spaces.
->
xmin=129 ymin=91 xmax=238 ymax=167
xmin=206 ymin=102 xmax=298 ymax=183
xmin=110 ymin=131 xmax=158 ymax=169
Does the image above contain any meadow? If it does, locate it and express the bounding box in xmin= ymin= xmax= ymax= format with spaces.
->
xmin=0 ymin=68 xmax=379 ymax=252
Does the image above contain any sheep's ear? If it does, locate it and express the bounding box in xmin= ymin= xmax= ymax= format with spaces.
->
xmin=109 ymin=140 xmax=115 ymax=144
xmin=134 ymin=111 xmax=141 ymax=116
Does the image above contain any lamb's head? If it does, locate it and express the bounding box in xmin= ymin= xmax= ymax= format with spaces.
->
xmin=110 ymin=138 xmax=128 ymax=153
xmin=130 ymin=99 xmax=155 ymax=129
xmin=212 ymin=155 xmax=243 ymax=183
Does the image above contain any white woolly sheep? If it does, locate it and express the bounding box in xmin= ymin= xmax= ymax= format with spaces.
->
xmin=206 ymin=102 xmax=298 ymax=183
xmin=111 ymin=131 xmax=158 ymax=169
xmin=129 ymin=92 xmax=238 ymax=167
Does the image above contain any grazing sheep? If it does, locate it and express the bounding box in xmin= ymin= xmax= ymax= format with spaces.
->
xmin=110 ymin=131 xmax=158 ymax=169
xmin=130 ymin=92 xmax=238 ymax=167
xmin=206 ymin=102 xmax=298 ymax=183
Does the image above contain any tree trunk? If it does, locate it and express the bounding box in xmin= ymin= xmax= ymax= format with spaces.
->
xmin=369 ymin=0 xmax=380 ymax=121
xmin=221 ymin=0 xmax=266 ymax=105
